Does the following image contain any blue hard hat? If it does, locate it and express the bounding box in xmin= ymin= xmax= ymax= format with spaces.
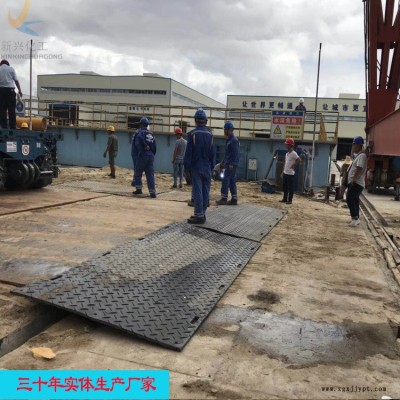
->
xmin=140 ymin=117 xmax=149 ymax=126
xmin=353 ymin=136 xmax=364 ymax=145
xmin=224 ymin=121 xmax=234 ymax=130
xmin=194 ymin=109 xmax=207 ymax=121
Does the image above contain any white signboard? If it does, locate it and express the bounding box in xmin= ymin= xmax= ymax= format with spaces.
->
xmin=248 ymin=158 xmax=258 ymax=171
xmin=6 ymin=142 xmax=17 ymax=153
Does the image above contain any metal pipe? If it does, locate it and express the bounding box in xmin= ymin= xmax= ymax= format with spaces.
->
xmin=29 ymin=40 xmax=33 ymax=130
xmin=309 ymin=43 xmax=322 ymax=191
xmin=330 ymin=173 xmax=336 ymax=187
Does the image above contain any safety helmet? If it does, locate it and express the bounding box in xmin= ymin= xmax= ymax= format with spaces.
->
xmin=140 ymin=117 xmax=149 ymax=126
xmin=194 ymin=109 xmax=208 ymax=121
xmin=352 ymin=136 xmax=364 ymax=145
xmin=107 ymin=125 xmax=115 ymax=132
xmin=21 ymin=122 xmax=28 ymax=129
xmin=285 ymin=138 xmax=295 ymax=146
xmin=224 ymin=121 xmax=234 ymax=130
xmin=174 ymin=127 xmax=183 ymax=135
xmin=299 ymin=98 xmax=304 ymax=103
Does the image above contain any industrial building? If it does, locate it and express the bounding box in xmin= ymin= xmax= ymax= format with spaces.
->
xmin=35 ymin=72 xmax=393 ymax=161
xmin=37 ymin=72 xmax=226 ymax=133
xmin=227 ymin=94 xmax=376 ymax=160
xmin=33 ymin=73 xmax=369 ymax=188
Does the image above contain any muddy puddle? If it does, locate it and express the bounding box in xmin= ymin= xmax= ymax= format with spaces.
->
xmin=204 ymin=306 xmax=399 ymax=366
xmin=0 ymin=259 xmax=73 ymax=286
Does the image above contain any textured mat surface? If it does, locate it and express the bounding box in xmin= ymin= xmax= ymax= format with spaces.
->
xmin=15 ymin=223 xmax=260 ymax=350
xmin=203 ymin=204 xmax=287 ymax=241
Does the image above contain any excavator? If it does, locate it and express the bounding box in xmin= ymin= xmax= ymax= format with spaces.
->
xmin=364 ymin=0 xmax=400 ymax=200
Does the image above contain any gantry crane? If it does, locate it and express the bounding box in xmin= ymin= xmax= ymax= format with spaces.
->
xmin=364 ymin=0 xmax=400 ymax=200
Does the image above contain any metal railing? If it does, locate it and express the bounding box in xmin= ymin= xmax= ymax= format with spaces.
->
xmin=22 ymin=99 xmax=339 ymax=142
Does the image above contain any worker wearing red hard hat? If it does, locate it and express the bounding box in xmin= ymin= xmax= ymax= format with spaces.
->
xmin=285 ymin=138 xmax=295 ymax=146
xmin=171 ymin=127 xmax=187 ymax=189
xmin=280 ymin=137 xmax=300 ymax=205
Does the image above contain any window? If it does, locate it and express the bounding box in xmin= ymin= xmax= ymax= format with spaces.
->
xmin=40 ymin=86 xmax=167 ymax=95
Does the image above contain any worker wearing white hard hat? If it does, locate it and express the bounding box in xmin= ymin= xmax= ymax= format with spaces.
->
xmin=295 ymin=98 xmax=307 ymax=113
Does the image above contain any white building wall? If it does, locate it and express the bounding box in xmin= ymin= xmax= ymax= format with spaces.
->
xmin=227 ymin=95 xmax=370 ymax=140
xmin=169 ymin=80 xmax=225 ymax=135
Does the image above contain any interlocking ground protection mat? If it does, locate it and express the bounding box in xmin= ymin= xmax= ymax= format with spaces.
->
xmin=15 ymin=205 xmax=287 ymax=350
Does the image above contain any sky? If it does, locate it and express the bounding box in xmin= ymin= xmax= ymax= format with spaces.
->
xmin=0 ymin=0 xmax=367 ymax=105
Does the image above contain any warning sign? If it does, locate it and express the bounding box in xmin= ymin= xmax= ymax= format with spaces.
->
xmin=270 ymin=111 xmax=305 ymax=140
xmin=273 ymin=125 xmax=282 ymax=137
xmin=22 ymin=145 xmax=30 ymax=156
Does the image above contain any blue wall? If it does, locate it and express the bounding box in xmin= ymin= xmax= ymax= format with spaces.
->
xmin=55 ymin=127 xmax=334 ymax=188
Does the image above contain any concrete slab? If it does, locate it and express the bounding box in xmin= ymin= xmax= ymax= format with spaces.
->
xmin=364 ymin=191 xmax=400 ymax=229
xmin=0 ymin=187 xmax=106 ymax=216
xmin=0 ymin=193 xmax=190 ymax=285
xmin=55 ymin=180 xmax=136 ymax=197
xmin=157 ymin=190 xmax=192 ymax=202
xmin=0 ymin=314 xmax=229 ymax=377
xmin=55 ymin=180 xmax=171 ymax=197
xmin=0 ymin=315 xmax=262 ymax=399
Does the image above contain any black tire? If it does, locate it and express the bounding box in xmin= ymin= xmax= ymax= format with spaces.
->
xmin=4 ymin=180 xmax=22 ymax=190
xmin=6 ymin=162 xmax=29 ymax=188
xmin=32 ymin=177 xmax=53 ymax=189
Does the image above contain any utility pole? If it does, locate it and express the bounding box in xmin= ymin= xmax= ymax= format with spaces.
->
xmin=29 ymin=39 xmax=33 ymax=130
xmin=309 ymin=43 xmax=322 ymax=192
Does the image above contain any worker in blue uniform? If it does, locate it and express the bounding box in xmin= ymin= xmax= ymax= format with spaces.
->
xmin=184 ymin=109 xmax=215 ymax=224
xmin=216 ymin=121 xmax=240 ymax=205
xmin=132 ymin=117 xmax=157 ymax=198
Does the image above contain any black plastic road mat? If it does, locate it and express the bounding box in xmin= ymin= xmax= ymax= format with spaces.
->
xmin=55 ymin=180 xmax=168 ymax=197
xmin=203 ymin=204 xmax=287 ymax=242
xmin=15 ymin=223 xmax=260 ymax=351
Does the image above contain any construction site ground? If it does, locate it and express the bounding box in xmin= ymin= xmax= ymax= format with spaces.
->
xmin=0 ymin=165 xmax=400 ymax=400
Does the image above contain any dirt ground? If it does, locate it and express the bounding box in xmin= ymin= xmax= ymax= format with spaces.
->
xmin=54 ymin=164 xmax=274 ymax=204
xmin=0 ymin=165 xmax=400 ymax=399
